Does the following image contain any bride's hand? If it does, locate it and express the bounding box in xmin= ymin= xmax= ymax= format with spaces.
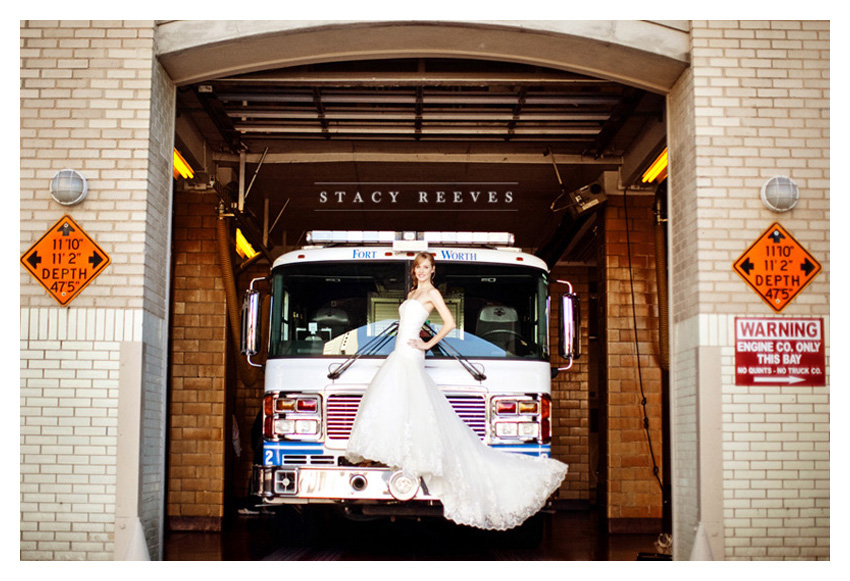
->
xmin=408 ymin=338 xmax=429 ymax=350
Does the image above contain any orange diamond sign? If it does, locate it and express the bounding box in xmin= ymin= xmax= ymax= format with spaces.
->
xmin=733 ymin=222 xmax=821 ymax=312
xmin=21 ymin=215 xmax=111 ymax=306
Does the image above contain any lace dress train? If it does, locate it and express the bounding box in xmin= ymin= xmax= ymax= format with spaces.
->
xmin=345 ymin=299 xmax=568 ymax=531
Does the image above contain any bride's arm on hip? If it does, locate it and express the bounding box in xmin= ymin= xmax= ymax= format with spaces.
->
xmin=410 ymin=288 xmax=456 ymax=350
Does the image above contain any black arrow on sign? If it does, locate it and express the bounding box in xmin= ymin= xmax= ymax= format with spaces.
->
xmin=57 ymin=222 xmax=75 ymax=237
xmin=89 ymin=251 xmax=103 ymax=269
xmin=800 ymin=258 xmax=816 ymax=276
xmin=738 ymin=257 xmax=755 ymax=275
xmin=768 ymin=229 xmax=786 ymax=243
xmin=26 ymin=252 xmax=42 ymax=269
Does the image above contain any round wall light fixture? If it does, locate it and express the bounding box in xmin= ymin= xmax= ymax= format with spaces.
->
xmin=760 ymin=176 xmax=799 ymax=212
xmin=50 ymin=169 xmax=88 ymax=206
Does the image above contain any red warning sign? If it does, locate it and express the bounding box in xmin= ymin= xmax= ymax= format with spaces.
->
xmin=735 ymin=317 xmax=825 ymax=386
xmin=20 ymin=215 xmax=111 ymax=306
xmin=733 ymin=222 xmax=821 ymax=312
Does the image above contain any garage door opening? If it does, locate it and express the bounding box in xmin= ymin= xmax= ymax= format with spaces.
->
xmin=166 ymin=56 xmax=670 ymax=547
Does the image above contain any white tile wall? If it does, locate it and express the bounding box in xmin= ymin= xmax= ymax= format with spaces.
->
xmin=20 ymin=307 xmax=143 ymax=560
xmin=679 ymin=312 xmax=830 ymax=560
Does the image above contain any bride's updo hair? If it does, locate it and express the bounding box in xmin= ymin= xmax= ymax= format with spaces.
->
xmin=410 ymin=252 xmax=436 ymax=288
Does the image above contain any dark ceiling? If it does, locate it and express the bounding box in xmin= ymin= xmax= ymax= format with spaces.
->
xmin=175 ymin=58 xmax=665 ymax=264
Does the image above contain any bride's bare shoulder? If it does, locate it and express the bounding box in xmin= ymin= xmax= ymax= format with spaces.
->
xmin=426 ymin=286 xmax=446 ymax=303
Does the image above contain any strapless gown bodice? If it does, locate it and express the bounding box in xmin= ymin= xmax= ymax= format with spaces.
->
xmin=393 ymin=299 xmax=430 ymax=359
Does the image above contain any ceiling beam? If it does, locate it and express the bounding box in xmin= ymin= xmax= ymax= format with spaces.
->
xmin=210 ymin=148 xmax=622 ymax=165
xmin=193 ymin=87 xmax=244 ymax=153
xmin=620 ymin=115 xmax=666 ymax=187
xmin=208 ymin=71 xmax=610 ymax=86
xmin=585 ymin=87 xmax=644 ymax=158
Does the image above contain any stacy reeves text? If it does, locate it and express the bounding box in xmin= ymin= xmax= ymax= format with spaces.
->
xmin=318 ymin=189 xmax=514 ymax=205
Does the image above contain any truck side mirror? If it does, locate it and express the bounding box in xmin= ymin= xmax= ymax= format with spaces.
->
xmin=241 ymin=288 xmax=263 ymax=366
xmin=558 ymin=291 xmax=581 ymax=366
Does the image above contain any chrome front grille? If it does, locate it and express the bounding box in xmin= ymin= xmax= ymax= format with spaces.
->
xmin=448 ymin=395 xmax=487 ymax=439
xmin=326 ymin=394 xmax=361 ymax=440
xmin=326 ymin=393 xmax=487 ymax=440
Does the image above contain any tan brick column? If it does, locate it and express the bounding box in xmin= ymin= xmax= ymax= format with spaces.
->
xmin=668 ymin=20 xmax=829 ymax=560
xmin=20 ymin=20 xmax=173 ymax=560
xmin=602 ymin=195 xmax=665 ymax=530
xmin=167 ymin=190 xmax=228 ymax=530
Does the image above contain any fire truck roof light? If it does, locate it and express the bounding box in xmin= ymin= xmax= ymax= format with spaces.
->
xmin=305 ymin=231 xmax=515 ymax=247
xmin=306 ymin=231 xmax=395 ymax=245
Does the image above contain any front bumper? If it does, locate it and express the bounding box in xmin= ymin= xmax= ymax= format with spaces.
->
xmin=253 ymin=465 xmax=435 ymax=504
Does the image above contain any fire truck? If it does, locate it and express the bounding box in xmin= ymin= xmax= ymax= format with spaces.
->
xmin=241 ymin=231 xmax=579 ymax=524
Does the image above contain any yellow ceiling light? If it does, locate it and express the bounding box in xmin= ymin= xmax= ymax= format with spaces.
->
xmin=173 ymin=148 xmax=194 ymax=180
xmin=236 ymin=228 xmax=258 ymax=259
xmin=641 ymin=147 xmax=668 ymax=184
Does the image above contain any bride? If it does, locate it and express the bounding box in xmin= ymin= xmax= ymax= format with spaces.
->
xmin=345 ymin=252 xmax=567 ymax=531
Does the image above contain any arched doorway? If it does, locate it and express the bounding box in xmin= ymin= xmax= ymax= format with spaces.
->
xmin=158 ymin=19 xmax=685 ymax=549
xmin=157 ymin=20 xmax=688 ymax=92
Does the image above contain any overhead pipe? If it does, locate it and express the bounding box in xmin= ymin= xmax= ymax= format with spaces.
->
xmin=654 ymin=186 xmax=669 ymax=371
xmin=238 ymin=151 xmax=246 ymax=212
xmin=217 ymin=210 xmax=263 ymax=387
xmin=243 ymin=147 xmax=269 ymax=203
xmin=654 ymin=181 xmax=673 ymax=539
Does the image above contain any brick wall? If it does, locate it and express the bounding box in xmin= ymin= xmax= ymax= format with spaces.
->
xmin=20 ymin=20 xmax=157 ymax=310
xmin=549 ymin=265 xmax=592 ymax=503
xmin=139 ymin=57 xmax=175 ymax=558
xmin=698 ymin=21 xmax=829 ymax=560
xmin=667 ymin=59 xmax=702 ymax=559
xmin=167 ymin=189 xmax=228 ymax=529
xmin=668 ymin=21 xmax=830 ymax=560
xmin=688 ymin=21 xmax=829 ymax=317
xmin=166 ymin=189 xmax=270 ymax=519
xmin=602 ymin=195 xmax=665 ymax=525
xmin=20 ymin=309 xmax=142 ymax=559
xmin=20 ymin=20 xmax=172 ymax=560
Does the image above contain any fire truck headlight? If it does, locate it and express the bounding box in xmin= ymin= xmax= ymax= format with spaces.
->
xmin=274 ymin=418 xmax=295 ymax=435
xmin=295 ymin=419 xmax=319 ymax=435
xmin=517 ymin=422 xmax=539 ymax=438
xmin=495 ymin=421 xmax=539 ymax=440
xmin=495 ymin=422 xmax=518 ymax=438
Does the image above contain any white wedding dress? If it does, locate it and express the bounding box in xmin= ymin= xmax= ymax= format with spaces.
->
xmin=345 ymin=299 xmax=568 ymax=530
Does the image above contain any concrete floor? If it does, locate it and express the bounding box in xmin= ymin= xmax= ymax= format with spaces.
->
xmin=163 ymin=508 xmax=668 ymax=561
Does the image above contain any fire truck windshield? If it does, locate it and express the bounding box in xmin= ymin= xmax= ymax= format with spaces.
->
xmin=268 ymin=260 xmax=549 ymax=361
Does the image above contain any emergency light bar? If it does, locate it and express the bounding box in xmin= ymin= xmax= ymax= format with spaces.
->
xmin=306 ymin=231 xmax=395 ymax=245
xmin=306 ymin=231 xmax=516 ymax=249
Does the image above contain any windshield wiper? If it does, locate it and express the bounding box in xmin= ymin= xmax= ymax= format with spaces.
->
xmin=327 ymin=321 xmax=486 ymax=382
xmin=424 ymin=323 xmax=487 ymax=381
xmin=327 ymin=322 xmax=398 ymax=380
